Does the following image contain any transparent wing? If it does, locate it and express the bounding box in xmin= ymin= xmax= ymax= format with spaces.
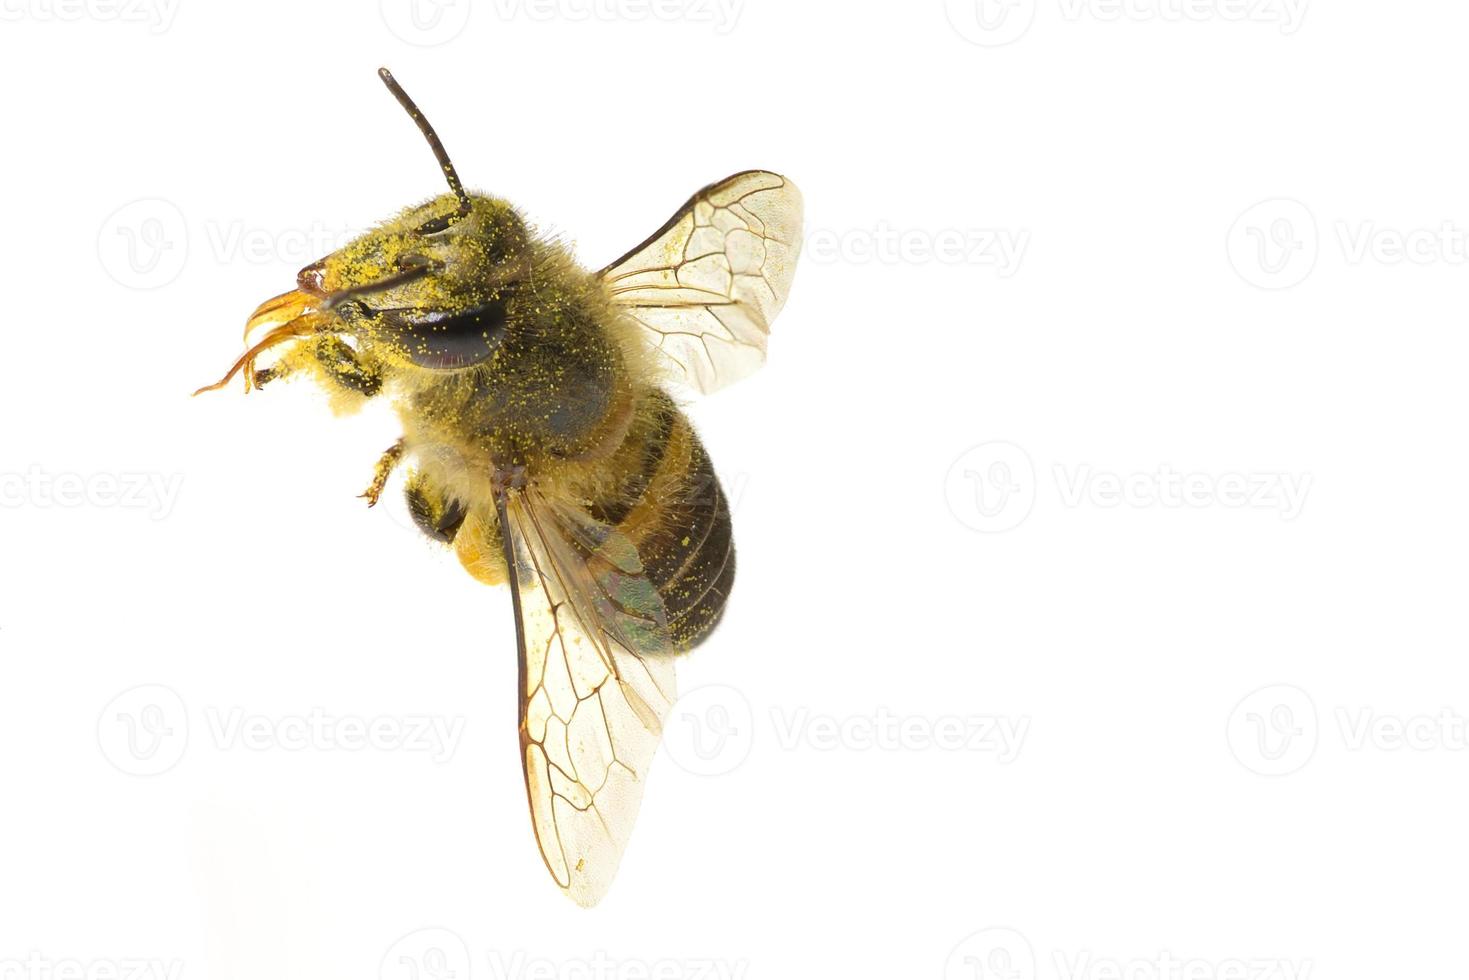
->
xmin=599 ymin=171 xmax=803 ymax=394
xmin=495 ymin=486 xmax=677 ymax=907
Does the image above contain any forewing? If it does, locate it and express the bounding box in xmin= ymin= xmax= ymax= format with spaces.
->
xmin=496 ymin=487 xmax=677 ymax=907
xmin=599 ymin=170 xmax=803 ymax=394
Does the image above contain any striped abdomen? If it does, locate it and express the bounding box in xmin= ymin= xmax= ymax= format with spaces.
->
xmin=413 ymin=388 xmax=736 ymax=653
xmin=588 ymin=390 xmax=735 ymax=652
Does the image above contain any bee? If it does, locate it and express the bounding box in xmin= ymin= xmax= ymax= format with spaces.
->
xmin=196 ymin=69 xmax=802 ymax=906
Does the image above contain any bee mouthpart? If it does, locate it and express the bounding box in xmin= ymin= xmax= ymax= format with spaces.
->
xmin=192 ymin=289 xmax=327 ymax=397
xmin=242 ymin=288 xmax=322 ymax=345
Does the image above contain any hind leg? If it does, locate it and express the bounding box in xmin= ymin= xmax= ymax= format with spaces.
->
xmin=402 ymin=469 xmax=507 ymax=586
xmin=400 ymin=470 xmax=507 ymax=587
xmin=403 ymin=469 xmax=468 ymax=543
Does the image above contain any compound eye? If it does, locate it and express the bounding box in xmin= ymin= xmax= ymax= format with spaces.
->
xmin=380 ymin=299 xmax=509 ymax=370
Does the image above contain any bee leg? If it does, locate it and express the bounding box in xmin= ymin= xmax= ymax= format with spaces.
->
xmin=249 ymin=349 xmax=315 ymax=390
xmin=314 ymin=335 xmax=383 ymax=398
xmin=360 ymin=439 xmax=406 ymax=507
xmin=404 ymin=470 xmax=469 ymax=545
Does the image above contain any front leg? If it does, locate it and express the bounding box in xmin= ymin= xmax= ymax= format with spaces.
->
xmin=312 ymin=335 xmax=383 ymax=397
xmin=254 ymin=334 xmax=383 ymax=398
xmin=360 ymin=439 xmax=407 ymax=507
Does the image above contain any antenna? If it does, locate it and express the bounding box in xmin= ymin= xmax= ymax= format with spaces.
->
xmin=378 ymin=67 xmax=472 ymax=216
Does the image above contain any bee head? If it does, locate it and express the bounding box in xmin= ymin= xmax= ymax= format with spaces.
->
xmin=294 ymin=68 xmax=540 ymax=371
xmin=294 ymin=191 xmax=531 ymax=370
xmin=195 ymin=68 xmax=552 ymax=396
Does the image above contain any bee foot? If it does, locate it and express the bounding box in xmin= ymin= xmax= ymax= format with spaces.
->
xmin=361 ymin=438 xmax=407 ymax=508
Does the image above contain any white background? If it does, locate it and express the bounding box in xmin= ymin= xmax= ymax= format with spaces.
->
xmin=1 ymin=1 xmax=1467 ymax=978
